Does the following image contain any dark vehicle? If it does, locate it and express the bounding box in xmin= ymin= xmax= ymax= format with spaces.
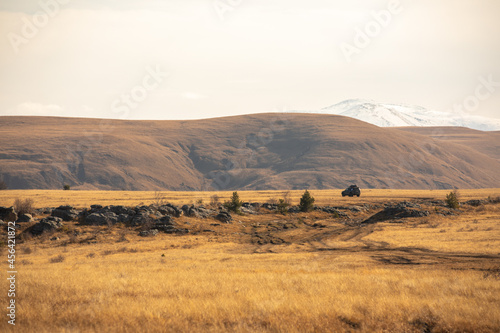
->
xmin=342 ymin=185 xmax=360 ymax=197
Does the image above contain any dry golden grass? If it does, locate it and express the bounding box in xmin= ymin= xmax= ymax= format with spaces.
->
xmin=0 ymin=188 xmax=498 ymax=208
xmin=365 ymin=205 xmax=500 ymax=254
xmin=1 ymin=189 xmax=499 ymax=332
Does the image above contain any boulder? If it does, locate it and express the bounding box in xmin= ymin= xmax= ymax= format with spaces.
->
xmin=465 ymin=199 xmax=486 ymax=207
xmin=139 ymin=229 xmax=159 ymax=237
xmin=83 ymin=212 xmax=118 ymax=226
xmin=0 ymin=206 xmax=17 ymax=222
xmin=16 ymin=213 xmax=33 ymax=223
xmin=158 ymin=204 xmax=182 ymax=217
xmin=28 ymin=216 xmax=63 ymax=235
xmin=216 ymin=211 xmax=232 ymax=223
xmin=129 ymin=211 xmax=151 ymax=226
xmin=52 ymin=205 xmax=79 ymax=221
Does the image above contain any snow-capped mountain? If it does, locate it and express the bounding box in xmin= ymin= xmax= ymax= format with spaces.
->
xmin=319 ymin=99 xmax=500 ymax=131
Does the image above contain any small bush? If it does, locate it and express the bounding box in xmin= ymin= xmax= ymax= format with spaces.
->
xmin=49 ymin=255 xmax=65 ymax=263
xmin=14 ymin=198 xmax=34 ymax=215
xmin=196 ymin=198 xmax=203 ymax=205
xmin=488 ymin=195 xmax=500 ymax=204
xmin=223 ymin=191 xmax=243 ymax=213
xmin=277 ymin=199 xmax=290 ymax=215
xmin=299 ymin=190 xmax=315 ymax=212
xmin=446 ymin=190 xmax=459 ymax=209
xmin=152 ymin=191 xmax=166 ymax=207
xmin=22 ymin=247 xmax=33 ymax=254
xmin=0 ymin=180 xmax=7 ymax=190
xmin=267 ymin=198 xmax=278 ymax=205
xmin=63 ymin=184 xmax=71 ymax=190
xmin=210 ymin=194 xmax=220 ymax=207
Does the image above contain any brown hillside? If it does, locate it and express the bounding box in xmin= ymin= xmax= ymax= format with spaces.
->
xmin=1 ymin=114 xmax=500 ymax=190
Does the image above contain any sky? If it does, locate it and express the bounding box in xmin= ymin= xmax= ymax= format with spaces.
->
xmin=0 ymin=0 xmax=499 ymax=120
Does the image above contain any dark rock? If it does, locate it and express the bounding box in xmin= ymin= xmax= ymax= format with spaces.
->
xmin=158 ymin=204 xmax=182 ymax=217
xmin=139 ymin=229 xmax=159 ymax=237
xmin=28 ymin=216 xmax=63 ymax=236
xmin=52 ymin=205 xmax=79 ymax=221
xmin=118 ymin=214 xmax=132 ymax=223
xmin=83 ymin=212 xmax=118 ymax=226
xmin=16 ymin=213 xmax=33 ymax=223
xmin=216 ymin=211 xmax=232 ymax=223
xmin=128 ymin=211 xmax=151 ymax=226
xmin=90 ymin=204 xmax=103 ymax=210
xmin=0 ymin=206 xmax=17 ymax=222
xmin=363 ymin=202 xmax=430 ymax=223
xmin=108 ymin=205 xmax=133 ymax=215
xmin=57 ymin=205 xmax=74 ymax=210
xmin=262 ymin=203 xmax=277 ymax=210
xmin=465 ymin=199 xmax=486 ymax=207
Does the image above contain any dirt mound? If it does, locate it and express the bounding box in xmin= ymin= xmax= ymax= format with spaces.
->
xmin=363 ymin=201 xmax=430 ymax=223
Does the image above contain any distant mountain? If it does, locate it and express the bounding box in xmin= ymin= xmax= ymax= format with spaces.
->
xmin=320 ymin=99 xmax=500 ymax=131
xmin=1 ymin=114 xmax=500 ymax=191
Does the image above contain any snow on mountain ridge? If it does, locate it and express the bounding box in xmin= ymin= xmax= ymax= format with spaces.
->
xmin=319 ymin=99 xmax=500 ymax=131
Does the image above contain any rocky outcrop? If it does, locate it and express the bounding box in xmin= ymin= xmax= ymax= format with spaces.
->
xmin=27 ymin=216 xmax=63 ymax=235
xmin=51 ymin=205 xmax=79 ymax=221
xmin=0 ymin=207 xmax=17 ymax=222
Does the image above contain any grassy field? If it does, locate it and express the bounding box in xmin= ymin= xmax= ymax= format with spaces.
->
xmin=1 ymin=188 xmax=499 ymax=208
xmin=1 ymin=189 xmax=500 ymax=332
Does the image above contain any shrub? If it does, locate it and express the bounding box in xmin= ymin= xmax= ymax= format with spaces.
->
xmin=277 ymin=199 xmax=289 ymax=215
xmin=152 ymin=191 xmax=167 ymax=207
xmin=223 ymin=191 xmax=242 ymax=213
xmin=14 ymin=198 xmax=34 ymax=215
xmin=446 ymin=190 xmax=459 ymax=209
xmin=0 ymin=180 xmax=7 ymax=190
xmin=210 ymin=194 xmax=220 ymax=207
xmin=299 ymin=190 xmax=315 ymax=212
xmin=49 ymin=255 xmax=65 ymax=263
xmin=63 ymin=184 xmax=71 ymax=190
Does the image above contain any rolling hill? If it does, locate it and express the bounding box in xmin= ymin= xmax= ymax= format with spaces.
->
xmin=1 ymin=113 xmax=500 ymax=190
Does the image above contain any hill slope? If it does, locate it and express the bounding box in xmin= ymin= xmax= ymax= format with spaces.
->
xmin=1 ymin=114 xmax=500 ymax=190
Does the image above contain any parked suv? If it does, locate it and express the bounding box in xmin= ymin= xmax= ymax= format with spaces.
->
xmin=342 ymin=184 xmax=360 ymax=197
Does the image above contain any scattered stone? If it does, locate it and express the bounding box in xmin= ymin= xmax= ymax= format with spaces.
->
xmin=158 ymin=204 xmax=182 ymax=217
xmin=216 ymin=211 xmax=232 ymax=223
xmin=83 ymin=212 xmax=118 ymax=226
xmin=51 ymin=205 xmax=79 ymax=221
xmin=139 ymin=229 xmax=159 ymax=237
xmin=0 ymin=206 xmax=17 ymax=222
xmin=465 ymin=199 xmax=487 ymax=207
xmin=50 ymin=236 xmax=59 ymax=241
xmin=364 ymin=202 xmax=430 ymax=223
xmin=28 ymin=216 xmax=63 ymax=236
xmin=16 ymin=213 xmax=33 ymax=223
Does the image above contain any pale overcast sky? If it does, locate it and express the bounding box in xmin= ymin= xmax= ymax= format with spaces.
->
xmin=0 ymin=0 xmax=499 ymax=120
